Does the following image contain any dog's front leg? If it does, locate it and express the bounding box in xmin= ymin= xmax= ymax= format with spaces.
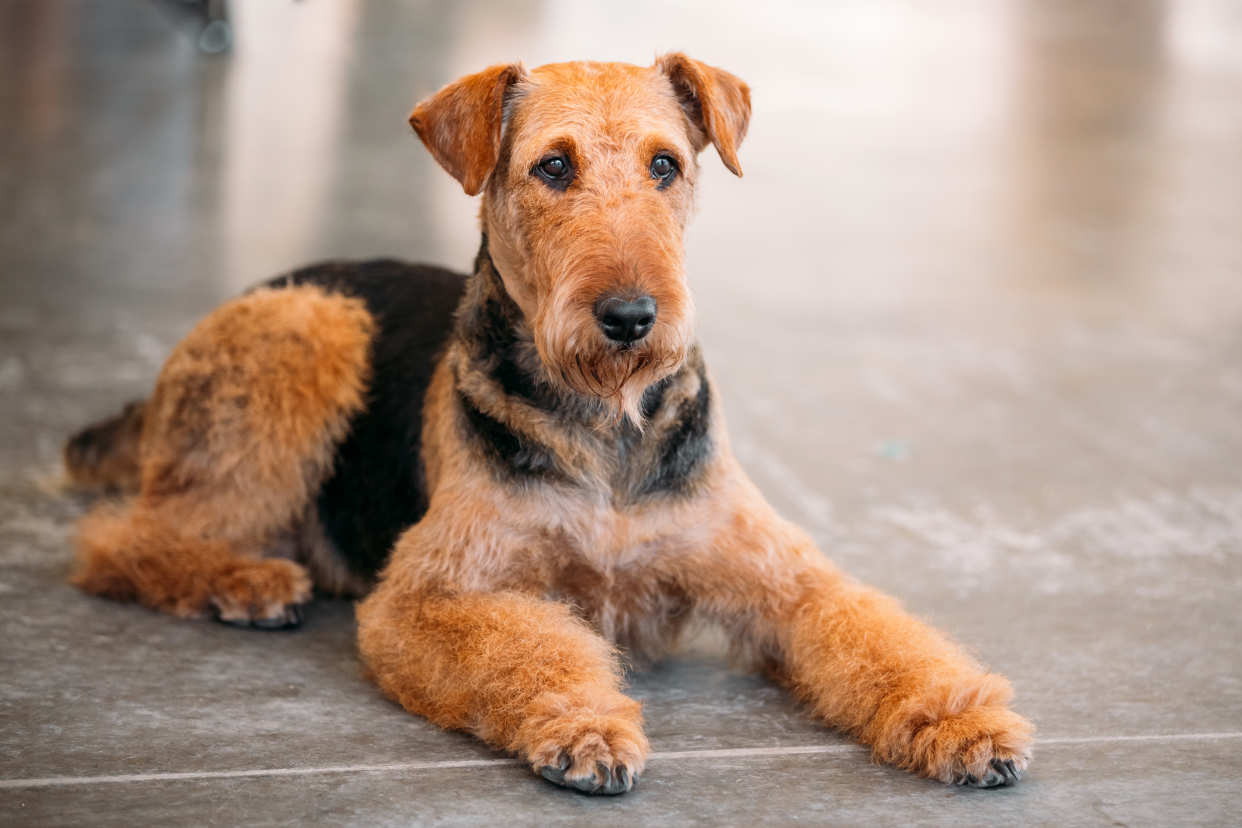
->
xmin=693 ymin=475 xmax=1034 ymax=787
xmin=775 ymin=569 xmax=1034 ymax=786
xmin=357 ymin=581 xmax=648 ymax=794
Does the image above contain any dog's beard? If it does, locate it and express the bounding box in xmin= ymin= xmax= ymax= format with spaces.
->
xmin=535 ymin=294 xmax=694 ymax=428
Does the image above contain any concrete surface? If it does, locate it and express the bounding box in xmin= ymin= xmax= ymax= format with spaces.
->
xmin=2 ymin=0 xmax=1241 ymax=825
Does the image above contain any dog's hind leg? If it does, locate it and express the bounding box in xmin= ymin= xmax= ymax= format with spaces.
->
xmin=72 ymin=285 xmax=374 ymax=627
xmin=74 ymin=500 xmax=315 ymax=628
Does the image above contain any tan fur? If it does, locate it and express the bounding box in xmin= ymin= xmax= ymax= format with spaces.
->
xmin=69 ymin=54 xmax=1032 ymax=794
xmin=410 ymin=63 xmax=526 ymax=198
xmin=362 ymin=55 xmax=1031 ymax=791
xmin=72 ymin=285 xmax=374 ymax=622
xmin=412 ymin=59 xmax=747 ymax=426
xmin=64 ymin=400 xmax=147 ymax=494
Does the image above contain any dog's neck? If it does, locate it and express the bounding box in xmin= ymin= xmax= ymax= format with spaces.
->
xmin=454 ymin=237 xmax=580 ymax=414
xmin=449 ymin=239 xmax=717 ymax=500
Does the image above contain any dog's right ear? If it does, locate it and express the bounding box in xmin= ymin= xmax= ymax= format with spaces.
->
xmin=410 ymin=63 xmax=526 ymax=196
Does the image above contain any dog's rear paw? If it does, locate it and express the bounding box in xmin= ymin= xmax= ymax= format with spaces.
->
xmin=211 ymin=558 xmax=311 ymax=630
xmin=518 ymin=692 xmax=649 ymax=795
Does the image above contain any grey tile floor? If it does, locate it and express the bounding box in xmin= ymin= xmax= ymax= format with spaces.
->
xmin=2 ymin=1 xmax=1241 ymax=825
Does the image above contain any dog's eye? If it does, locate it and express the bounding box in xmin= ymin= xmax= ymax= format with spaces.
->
xmin=537 ymin=157 xmax=568 ymax=179
xmin=650 ymin=155 xmax=676 ymax=182
xmin=533 ymin=156 xmax=573 ymax=192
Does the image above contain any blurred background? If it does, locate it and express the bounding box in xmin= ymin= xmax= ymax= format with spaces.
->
xmin=5 ymin=0 xmax=1241 ymax=555
xmin=2 ymin=1 xmax=1242 ymax=823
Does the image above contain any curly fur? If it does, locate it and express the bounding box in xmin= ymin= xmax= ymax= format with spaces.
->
xmin=66 ymin=54 xmax=1033 ymax=795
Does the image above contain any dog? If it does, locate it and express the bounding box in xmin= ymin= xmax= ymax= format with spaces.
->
xmin=64 ymin=54 xmax=1034 ymax=795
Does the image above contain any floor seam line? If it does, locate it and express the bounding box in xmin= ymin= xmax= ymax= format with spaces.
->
xmin=4 ymin=732 xmax=1239 ymax=789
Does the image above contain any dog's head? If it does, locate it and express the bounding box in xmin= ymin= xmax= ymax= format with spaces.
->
xmin=410 ymin=55 xmax=750 ymax=424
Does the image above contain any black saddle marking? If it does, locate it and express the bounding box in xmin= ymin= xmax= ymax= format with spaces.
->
xmin=273 ymin=258 xmax=467 ymax=582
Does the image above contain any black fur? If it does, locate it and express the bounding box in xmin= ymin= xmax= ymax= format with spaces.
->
xmin=634 ymin=365 xmax=713 ymax=498
xmin=639 ymin=378 xmax=669 ymax=422
xmin=455 ymin=241 xmax=561 ymax=412
xmin=271 ymin=259 xmax=467 ymax=581
xmin=458 ymin=394 xmax=566 ymax=483
xmin=454 ymin=243 xmax=716 ymax=502
xmin=267 ymin=244 xmax=714 ymax=581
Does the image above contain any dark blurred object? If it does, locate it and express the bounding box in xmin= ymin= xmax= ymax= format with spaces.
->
xmin=151 ymin=0 xmax=231 ymax=54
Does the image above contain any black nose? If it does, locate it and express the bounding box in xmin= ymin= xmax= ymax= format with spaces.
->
xmin=594 ymin=295 xmax=657 ymax=343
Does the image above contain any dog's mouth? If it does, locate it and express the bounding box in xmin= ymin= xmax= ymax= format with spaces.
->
xmin=520 ymin=259 xmax=696 ymax=425
xmin=533 ymin=310 xmax=691 ymax=427
xmin=566 ymin=349 xmax=681 ymax=425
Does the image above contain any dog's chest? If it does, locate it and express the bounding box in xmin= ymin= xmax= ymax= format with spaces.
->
xmin=527 ymin=499 xmax=703 ymax=657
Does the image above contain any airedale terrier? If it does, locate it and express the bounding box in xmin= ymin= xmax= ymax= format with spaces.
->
xmin=65 ymin=55 xmax=1034 ymax=794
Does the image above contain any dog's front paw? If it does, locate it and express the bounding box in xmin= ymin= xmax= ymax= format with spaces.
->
xmin=517 ymin=691 xmax=649 ymax=795
xmin=210 ymin=558 xmax=312 ymax=630
xmin=916 ymin=705 xmax=1033 ymax=787
xmin=883 ymin=675 xmax=1034 ymax=788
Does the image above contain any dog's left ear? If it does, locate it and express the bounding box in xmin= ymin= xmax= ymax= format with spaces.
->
xmin=656 ymin=53 xmax=751 ymax=177
xmin=410 ymin=62 xmax=527 ymax=196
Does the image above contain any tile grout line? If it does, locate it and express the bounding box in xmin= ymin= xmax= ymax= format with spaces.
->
xmin=3 ymin=732 xmax=1239 ymax=790
xmin=1035 ymin=732 xmax=1242 ymax=745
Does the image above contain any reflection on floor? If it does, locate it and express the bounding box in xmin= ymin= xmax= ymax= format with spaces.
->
xmin=2 ymin=1 xmax=1241 ymax=825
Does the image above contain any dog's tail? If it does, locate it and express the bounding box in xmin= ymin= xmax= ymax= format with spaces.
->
xmin=64 ymin=400 xmax=147 ymax=494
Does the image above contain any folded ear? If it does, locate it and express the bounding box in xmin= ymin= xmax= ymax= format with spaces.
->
xmin=409 ymin=63 xmax=526 ymax=196
xmin=656 ymin=53 xmax=751 ymax=177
